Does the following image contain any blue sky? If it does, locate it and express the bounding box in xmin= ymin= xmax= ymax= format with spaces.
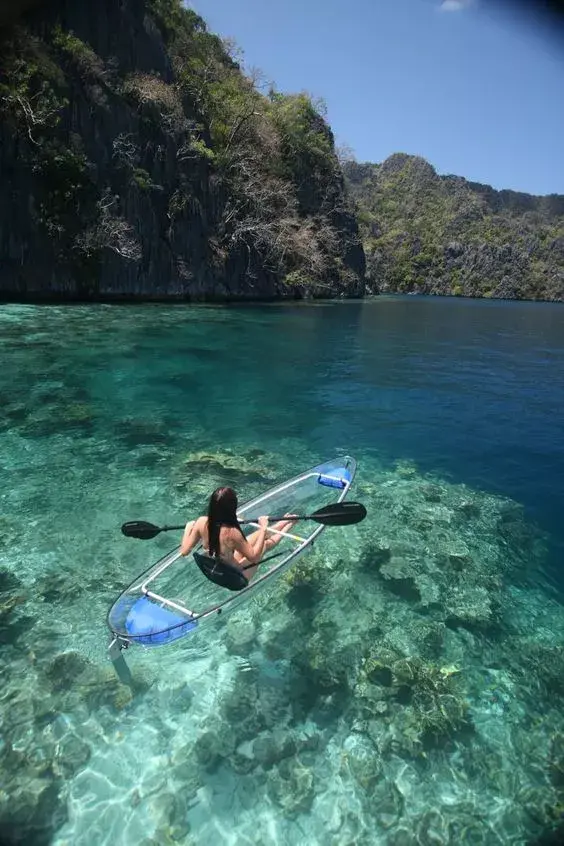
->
xmin=192 ymin=0 xmax=563 ymax=195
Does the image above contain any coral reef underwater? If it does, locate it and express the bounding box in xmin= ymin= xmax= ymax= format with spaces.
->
xmin=2 ymin=440 xmax=564 ymax=845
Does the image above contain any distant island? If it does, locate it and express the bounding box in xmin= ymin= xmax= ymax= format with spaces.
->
xmin=344 ymin=153 xmax=564 ymax=302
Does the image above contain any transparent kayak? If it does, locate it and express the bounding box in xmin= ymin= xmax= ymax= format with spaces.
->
xmin=107 ymin=456 xmax=357 ymax=650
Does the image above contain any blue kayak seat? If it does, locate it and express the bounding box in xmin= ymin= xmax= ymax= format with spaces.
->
xmin=125 ymin=595 xmax=197 ymax=645
xmin=193 ymin=551 xmax=249 ymax=592
xmin=317 ymin=467 xmax=352 ymax=490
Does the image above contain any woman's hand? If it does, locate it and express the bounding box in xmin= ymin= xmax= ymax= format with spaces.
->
xmin=258 ymin=515 xmax=269 ymax=530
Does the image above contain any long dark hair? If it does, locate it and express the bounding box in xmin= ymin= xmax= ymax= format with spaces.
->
xmin=207 ymin=486 xmax=241 ymax=557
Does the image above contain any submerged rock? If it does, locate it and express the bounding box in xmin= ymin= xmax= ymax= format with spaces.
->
xmin=44 ymin=651 xmax=92 ymax=690
xmin=260 ymin=616 xmax=306 ymax=661
xmin=415 ymin=573 xmax=442 ymax=607
xmin=379 ymin=558 xmax=422 ymax=602
xmin=388 ymin=827 xmax=418 ymax=846
xmin=220 ymin=677 xmax=266 ymax=740
xmin=385 ymin=620 xmax=445 ymax=660
xmin=192 ymin=731 xmax=225 ymax=773
xmin=179 ymin=450 xmax=276 ymax=488
xmin=367 ymin=780 xmax=404 ymax=828
xmin=415 ymin=807 xmax=450 ymax=844
xmin=266 ymin=756 xmax=315 ymax=817
xmin=225 ymin=618 xmax=257 ymax=656
xmin=0 ymin=592 xmax=26 ymax=622
xmin=422 ymin=484 xmax=443 ymax=503
xmin=230 ymin=741 xmax=258 ymax=775
xmin=445 ymin=585 xmax=495 ymax=629
xmin=168 ymin=745 xmax=201 ymax=798
xmin=457 ymin=500 xmax=481 ymax=520
xmin=148 ymin=791 xmax=180 ymax=831
xmin=0 ymin=774 xmax=64 ymax=845
xmin=36 ymin=571 xmax=87 ymax=604
xmin=166 ymin=682 xmax=194 ymax=714
xmin=359 ymin=540 xmax=392 ymax=570
xmin=366 ymin=664 xmax=393 ymax=687
xmin=53 ymin=734 xmax=91 ymax=778
xmin=549 ymin=732 xmax=564 ymax=788
xmin=341 ymin=735 xmax=383 ymax=792
xmin=0 ymin=567 xmax=22 ymax=592
xmin=252 ymin=730 xmax=297 ymax=770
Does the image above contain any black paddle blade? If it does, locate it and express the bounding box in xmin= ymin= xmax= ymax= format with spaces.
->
xmin=121 ymin=520 xmax=162 ymax=540
xmin=312 ymin=501 xmax=367 ymax=525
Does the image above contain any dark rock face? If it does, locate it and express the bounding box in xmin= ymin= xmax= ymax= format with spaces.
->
xmin=0 ymin=0 xmax=365 ymax=301
xmin=0 ymin=0 xmax=43 ymax=28
xmin=344 ymin=155 xmax=564 ymax=302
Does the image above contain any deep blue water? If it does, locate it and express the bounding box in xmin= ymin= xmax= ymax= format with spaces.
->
xmin=235 ymin=296 xmax=564 ymax=579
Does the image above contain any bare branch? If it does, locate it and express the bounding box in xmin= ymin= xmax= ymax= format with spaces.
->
xmin=74 ymin=192 xmax=141 ymax=262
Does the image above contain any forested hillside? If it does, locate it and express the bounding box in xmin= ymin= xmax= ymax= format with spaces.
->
xmin=0 ymin=0 xmax=365 ymax=300
xmin=344 ymin=153 xmax=564 ymax=301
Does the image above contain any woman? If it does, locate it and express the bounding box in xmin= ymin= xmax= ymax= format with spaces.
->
xmin=180 ymin=486 xmax=296 ymax=582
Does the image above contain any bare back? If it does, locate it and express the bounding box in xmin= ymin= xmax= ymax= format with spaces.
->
xmin=197 ymin=516 xmax=240 ymax=563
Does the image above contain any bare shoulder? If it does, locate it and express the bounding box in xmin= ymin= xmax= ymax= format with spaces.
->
xmin=185 ymin=516 xmax=205 ymax=534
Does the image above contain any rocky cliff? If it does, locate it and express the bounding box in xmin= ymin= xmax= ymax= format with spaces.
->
xmin=0 ymin=0 xmax=365 ymax=301
xmin=344 ymin=154 xmax=564 ymax=301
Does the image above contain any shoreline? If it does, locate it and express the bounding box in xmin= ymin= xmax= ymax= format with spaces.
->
xmin=1 ymin=291 xmax=563 ymax=306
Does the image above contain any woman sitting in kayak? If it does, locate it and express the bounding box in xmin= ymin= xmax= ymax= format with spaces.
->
xmin=180 ymin=486 xmax=296 ymax=582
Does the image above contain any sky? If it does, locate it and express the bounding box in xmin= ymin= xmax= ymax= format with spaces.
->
xmin=192 ymin=0 xmax=564 ymax=195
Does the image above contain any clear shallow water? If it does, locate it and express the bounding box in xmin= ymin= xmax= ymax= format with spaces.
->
xmin=1 ymin=297 xmax=564 ymax=846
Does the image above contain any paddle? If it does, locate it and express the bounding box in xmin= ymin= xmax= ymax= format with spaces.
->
xmin=121 ymin=501 xmax=367 ymax=540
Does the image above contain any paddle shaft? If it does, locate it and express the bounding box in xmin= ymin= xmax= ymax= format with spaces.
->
xmin=121 ymin=502 xmax=366 ymax=539
xmin=241 ymin=515 xmax=308 ymax=524
xmin=156 ymin=514 xmax=314 ymax=533
xmin=187 ymin=511 xmax=334 ymax=527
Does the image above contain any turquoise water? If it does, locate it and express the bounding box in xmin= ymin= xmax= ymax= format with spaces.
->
xmin=1 ymin=298 xmax=564 ymax=845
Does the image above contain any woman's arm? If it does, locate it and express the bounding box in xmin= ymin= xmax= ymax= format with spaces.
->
xmin=180 ymin=518 xmax=202 ymax=557
xmin=231 ymin=517 xmax=269 ymax=564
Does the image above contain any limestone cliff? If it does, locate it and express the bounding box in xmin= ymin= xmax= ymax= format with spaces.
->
xmin=0 ymin=0 xmax=365 ymax=301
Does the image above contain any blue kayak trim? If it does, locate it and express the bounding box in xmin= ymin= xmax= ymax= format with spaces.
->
xmin=318 ymin=467 xmax=352 ymax=489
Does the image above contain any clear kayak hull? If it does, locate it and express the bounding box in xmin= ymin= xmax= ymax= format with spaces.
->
xmin=107 ymin=456 xmax=357 ymax=649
